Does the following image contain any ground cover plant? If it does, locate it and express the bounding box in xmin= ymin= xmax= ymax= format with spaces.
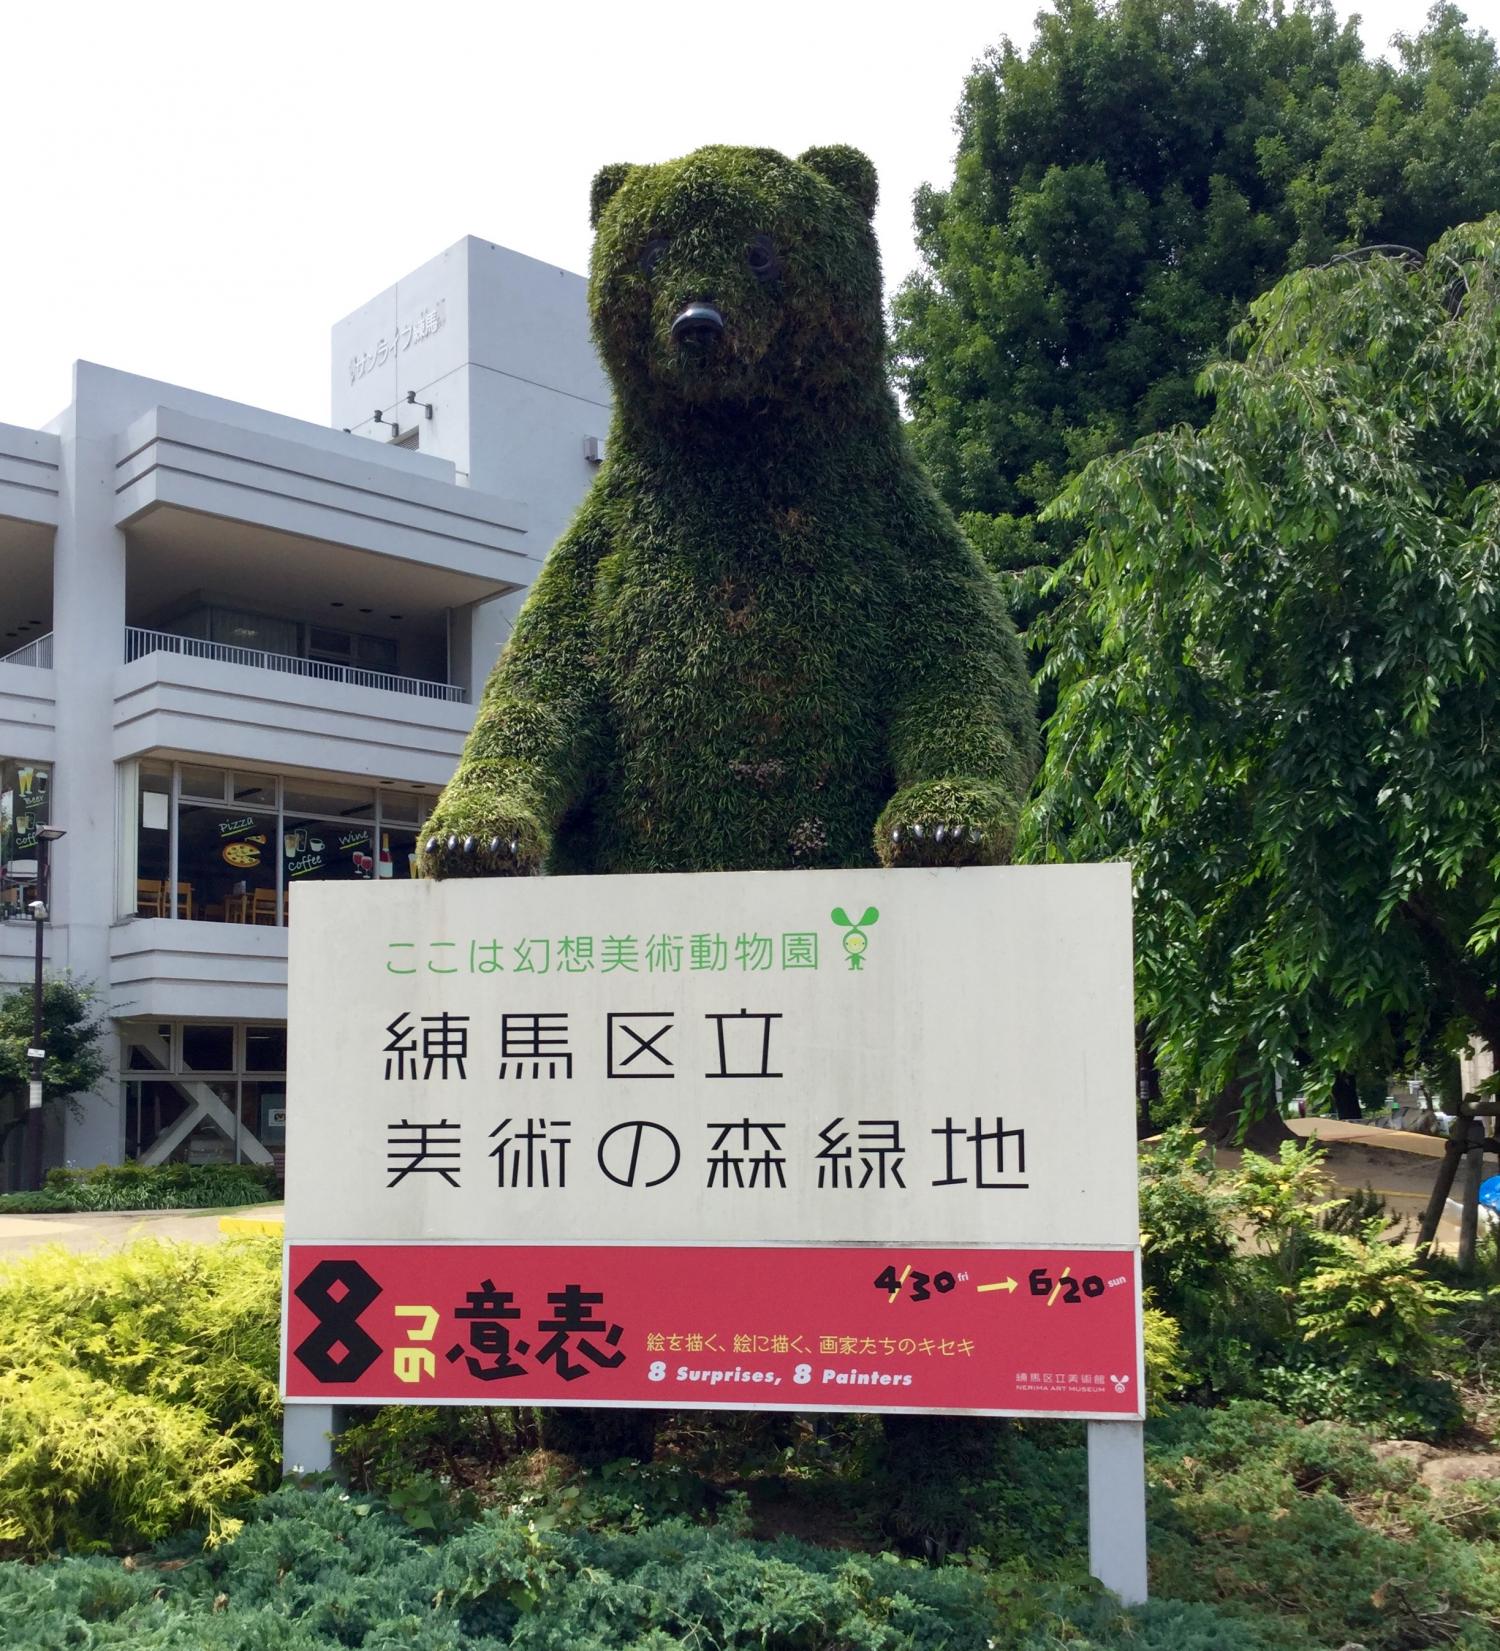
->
xmin=4 ymin=1403 xmax=1498 ymax=1649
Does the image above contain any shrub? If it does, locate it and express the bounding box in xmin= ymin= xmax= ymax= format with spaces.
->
xmin=43 ymin=1160 xmax=278 ymax=1210
xmin=0 ymin=1191 xmax=74 ymax=1213
xmin=0 ymin=1236 xmax=282 ymax=1555
xmin=1139 ymin=1130 xmax=1472 ymax=1434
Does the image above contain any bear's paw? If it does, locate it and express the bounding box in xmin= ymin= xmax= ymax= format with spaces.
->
xmin=417 ymin=805 xmax=547 ymax=880
xmin=874 ymin=781 xmax=1018 ymax=870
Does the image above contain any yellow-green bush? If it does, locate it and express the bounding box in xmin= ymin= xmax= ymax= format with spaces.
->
xmin=0 ymin=1237 xmax=281 ymax=1556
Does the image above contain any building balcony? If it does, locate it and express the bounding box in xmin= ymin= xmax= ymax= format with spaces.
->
xmin=0 ymin=423 xmax=59 ymax=532
xmin=109 ymin=916 xmax=288 ymax=1021
xmin=114 ymin=404 xmax=532 ymax=590
xmin=113 ymin=639 xmax=473 ymax=786
xmin=125 ymin=627 xmax=464 ymax=703
xmin=0 ymin=632 xmax=54 ymax=670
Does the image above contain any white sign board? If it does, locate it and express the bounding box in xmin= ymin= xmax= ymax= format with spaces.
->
xmin=283 ymin=865 xmax=1142 ymax=1422
xmin=286 ymin=864 xmax=1136 ymax=1249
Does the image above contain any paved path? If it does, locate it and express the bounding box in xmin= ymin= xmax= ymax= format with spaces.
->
xmin=0 ymin=1202 xmax=285 ymax=1258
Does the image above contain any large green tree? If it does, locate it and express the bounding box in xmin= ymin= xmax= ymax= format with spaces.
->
xmin=895 ymin=0 xmax=1500 ymax=635
xmin=1023 ymin=215 xmax=1500 ymax=1117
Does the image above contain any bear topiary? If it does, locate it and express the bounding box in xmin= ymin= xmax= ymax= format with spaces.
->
xmin=419 ymin=143 xmax=1037 ymax=880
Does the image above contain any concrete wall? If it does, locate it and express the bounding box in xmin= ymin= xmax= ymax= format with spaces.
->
xmin=331 ymin=237 xmax=611 ymax=690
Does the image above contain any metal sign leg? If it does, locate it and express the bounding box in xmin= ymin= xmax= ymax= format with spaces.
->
xmin=282 ymin=1405 xmax=345 ymax=1476
xmin=1087 ymin=1420 xmax=1148 ymax=1602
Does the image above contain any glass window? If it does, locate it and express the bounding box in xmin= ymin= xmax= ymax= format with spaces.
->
xmin=126 ymin=1025 xmax=174 ymax=1070
xmin=135 ymin=765 xmax=172 ymax=916
xmin=244 ymin=1082 xmax=286 ymax=1147
xmin=125 ymin=1079 xmax=191 ymax=1161
xmin=178 ymin=800 xmax=277 ymax=923
xmin=122 ymin=1021 xmax=289 ymax=1168
xmin=283 ymin=781 xmax=374 ymax=820
xmin=180 ymin=1023 xmax=234 ymax=1072
xmin=378 ymin=790 xmax=426 ymax=824
xmin=284 ymin=816 xmax=377 ymax=886
xmin=211 ymin=608 xmax=298 ymax=657
xmin=0 ymin=759 xmax=52 ymax=915
xmin=380 ymin=827 xmax=421 ymax=881
xmin=245 ymin=1025 xmax=287 ymax=1072
xmin=230 ymin=773 xmax=278 ymax=810
xmin=180 ymin=765 xmax=229 ymax=801
xmin=356 ymin=634 xmax=399 ymax=672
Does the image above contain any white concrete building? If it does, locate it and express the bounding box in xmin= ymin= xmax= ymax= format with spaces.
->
xmin=0 ymin=238 xmax=610 ymax=1183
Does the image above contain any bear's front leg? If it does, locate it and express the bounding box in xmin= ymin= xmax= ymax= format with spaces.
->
xmin=417 ymin=520 xmax=610 ymax=881
xmin=875 ymin=779 xmax=1018 ymax=869
xmin=875 ymin=521 xmax=1038 ymax=870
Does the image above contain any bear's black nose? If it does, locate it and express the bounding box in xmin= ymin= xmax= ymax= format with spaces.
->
xmin=671 ymin=302 xmax=725 ymax=348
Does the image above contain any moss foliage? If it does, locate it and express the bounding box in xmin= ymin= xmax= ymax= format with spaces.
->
xmin=421 ymin=145 xmax=1036 ymax=878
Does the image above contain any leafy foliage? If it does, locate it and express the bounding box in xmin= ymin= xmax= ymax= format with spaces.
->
xmin=0 ymin=1237 xmax=281 ymax=1555
xmin=0 ymin=974 xmax=107 ymax=1166
xmin=1028 ymin=213 xmax=1500 ymax=1110
xmin=27 ymin=1160 xmax=278 ymax=1211
xmin=895 ymin=0 xmax=1500 ymax=664
xmin=420 ymin=144 xmax=1037 ymax=880
xmin=1138 ymin=1131 xmax=1472 ymax=1435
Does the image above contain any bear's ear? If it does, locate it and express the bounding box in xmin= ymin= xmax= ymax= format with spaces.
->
xmin=797 ymin=146 xmax=878 ymax=220
xmin=590 ymin=163 xmax=635 ymax=229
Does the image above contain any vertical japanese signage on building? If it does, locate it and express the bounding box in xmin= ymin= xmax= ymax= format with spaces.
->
xmin=283 ymin=864 xmax=1142 ymax=1417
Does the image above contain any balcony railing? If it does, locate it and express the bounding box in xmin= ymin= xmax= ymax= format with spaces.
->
xmin=124 ymin=627 xmax=467 ymax=703
xmin=0 ymin=632 xmax=53 ymax=669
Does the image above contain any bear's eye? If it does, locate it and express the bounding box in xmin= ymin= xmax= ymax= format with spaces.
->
xmin=639 ymin=237 xmax=669 ymax=277
xmin=746 ymin=235 xmax=780 ymax=282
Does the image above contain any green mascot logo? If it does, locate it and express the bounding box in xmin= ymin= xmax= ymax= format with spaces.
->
xmin=831 ymin=905 xmax=879 ymax=970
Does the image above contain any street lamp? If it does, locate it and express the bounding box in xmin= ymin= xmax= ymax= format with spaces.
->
xmin=25 ymin=826 xmax=65 ymax=1192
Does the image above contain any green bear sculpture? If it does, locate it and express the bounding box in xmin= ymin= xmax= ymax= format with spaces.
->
xmin=420 ymin=144 xmax=1036 ymax=880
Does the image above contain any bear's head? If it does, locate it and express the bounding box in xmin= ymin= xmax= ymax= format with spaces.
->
xmin=588 ymin=144 xmax=882 ymax=418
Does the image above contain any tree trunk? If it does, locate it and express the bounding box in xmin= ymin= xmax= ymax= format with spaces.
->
xmin=1201 ymin=1077 xmax=1296 ymax=1153
xmin=1135 ymin=1025 xmax=1159 ymax=1140
xmin=1331 ymin=1071 xmax=1362 ymax=1121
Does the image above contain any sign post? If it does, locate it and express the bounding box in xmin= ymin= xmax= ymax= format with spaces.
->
xmin=281 ymin=863 xmax=1146 ymax=1601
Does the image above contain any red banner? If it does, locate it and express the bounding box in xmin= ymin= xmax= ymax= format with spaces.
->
xmin=284 ymin=1243 xmax=1142 ymax=1418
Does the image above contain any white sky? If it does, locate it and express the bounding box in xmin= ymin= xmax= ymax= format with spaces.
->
xmin=3 ymin=0 xmax=1441 ymax=431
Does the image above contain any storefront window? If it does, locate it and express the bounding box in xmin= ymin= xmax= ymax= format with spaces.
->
xmin=128 ymin=761 xmax=430 ymax=923
xmin=381 ymin=827 xmax=421 ymax=881
xmin=0 ymin=759 xmax=52 ymax=917
xmin=178 ymin=800 xmax=278 ymax=922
